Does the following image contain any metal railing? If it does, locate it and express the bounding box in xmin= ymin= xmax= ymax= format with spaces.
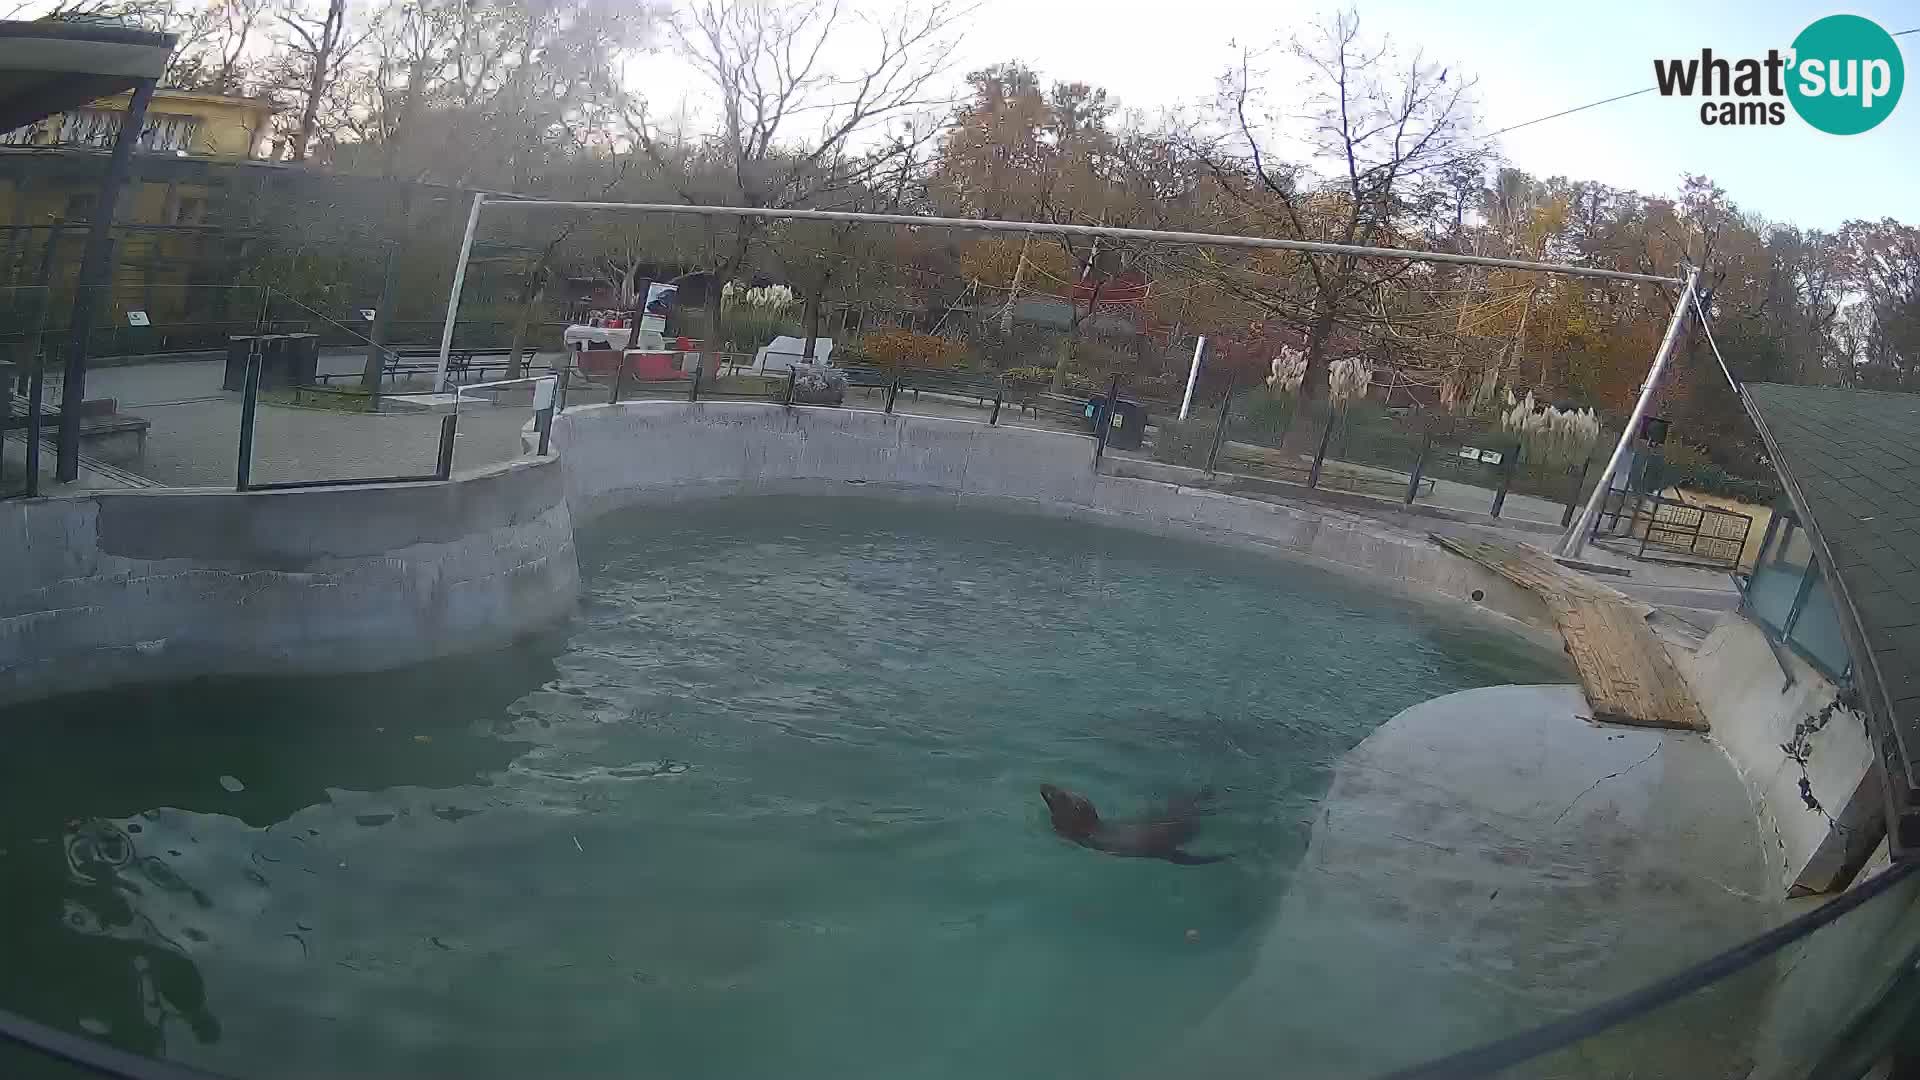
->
xmin=1590 ymin=489 xmax=1753 ymax=569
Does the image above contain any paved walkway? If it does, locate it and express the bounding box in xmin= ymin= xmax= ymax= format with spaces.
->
xmin=71 ymin=352 xmax=554 ymax=489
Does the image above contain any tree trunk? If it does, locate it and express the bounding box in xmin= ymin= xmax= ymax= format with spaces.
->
xmin=1282 ymin=305 xmax=1339 ymax=456
xmin=801 ymin=288 xmax=823 ymax=361
xmin=291 ymin=72 xmax=324 ymax=161
xmin=506 ymin=271 xmax=547 ymax=380
xmin=1051 ymin=282 xmax=1101 ymax=394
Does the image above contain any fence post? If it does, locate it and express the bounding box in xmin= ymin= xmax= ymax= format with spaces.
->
xmin=555 ymin=365 xmax=571 ymax=412
xmin=535 ymin=376 xmax=557 ymax=456
xmin=990 ymin=382 xmax=1003 ymax=426
xmin=1490 ymin=445 xmax=1517 ymax=518
xmin=235 ymin=349 xmax=261 ymax=491
xmin=1405 ymin=431 xmax=1431 ymax=505
xmin=434 ymin=413 xmax=458 ymax=480
xmin=1094 ymin=372 xmax=1120 ymax=467
xmin=1308 ymin=402 xmax=1339 ymax=489
xmin=23 ymin=364 xmax=44 ymax=498
xmin=1206 ymin=375 xmax=1235 ymax=474
xmin=688 ymin=361 xmax=703 ymax=402
xmin=609 ymin=356 xmax=628 ymax=404
xmin=885 ymin=377 xmax=899 ymax=414
xmin=784 ymin=367 xmax=798 ymax=406
xmin=1562 ymin=460 xmax=1592 ymax=528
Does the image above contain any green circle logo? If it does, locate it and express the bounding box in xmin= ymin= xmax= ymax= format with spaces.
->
xmin=1788 ymin=14 xmax=1904 ymax=134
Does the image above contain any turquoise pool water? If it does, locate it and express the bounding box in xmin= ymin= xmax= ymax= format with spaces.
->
xmin=0 ymin=498 xmax=1569 ymax=1078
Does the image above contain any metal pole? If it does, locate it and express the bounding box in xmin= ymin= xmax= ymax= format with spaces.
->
xmin=480 ymin=199 xmax=1684 ymax=286
xmin=434 ymin=413 xmax=457 ymax=479
xmin=1178 ymin=335 xmax=1206 ymax=420
xmin=236 ymin=351 xmax=260 ymax=490
xmin=1207 ymin=375 xmax=1235 ymax=474
xmin=1557 ymin=267 xmax=1699 ymax=559
xmin=1406 ymin=432 xmax=1431 ymax=505
xmin=990 ymin=382 xmax=1003 ymax=426
xmin=57 ymin=79 xmax=156 ymax=483
xmin=1308 ymin=403 xmax=1339 ymax=489
xmin=362 ymin=240 xmax=397 ymax=403
xmin=23 ymin=365 xmax=43 ymax=498
xmin=1562 ymin=460 xmax=1592 ymax=528
xmin=434 ymin=191 xmax=485 ymax=393
xmin=1490 ymin=446 xmax=1516 ymax=518
xmin=688 ymin=361 xmax=702 ymax=402
xmin=1094 ymin=372 xmax=1120 ymax=466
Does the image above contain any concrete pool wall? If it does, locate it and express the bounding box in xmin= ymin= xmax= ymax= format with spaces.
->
xmin=0 ymin=399 xmax=1553 ymax=705
xmin=551 ymin=400 xmax=1554 ymax=639
xmin=0 ymin=455 xmax=577 ymax=706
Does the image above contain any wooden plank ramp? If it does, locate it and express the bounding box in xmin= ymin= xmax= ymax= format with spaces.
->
xmin=1432 ymin=535 xmax=1707 ymax=731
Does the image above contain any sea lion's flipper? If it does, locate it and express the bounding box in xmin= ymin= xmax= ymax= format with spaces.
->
xmin=1165 ymin=850 xmax=1232 ymax=865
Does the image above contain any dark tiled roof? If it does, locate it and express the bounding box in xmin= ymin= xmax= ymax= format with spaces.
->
xmin=1743 ymin=383 xmax=1920 ymax=848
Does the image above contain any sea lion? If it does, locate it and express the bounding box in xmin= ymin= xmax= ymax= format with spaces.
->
xmin=1039 ymin=784 xmax=1231 ymax=865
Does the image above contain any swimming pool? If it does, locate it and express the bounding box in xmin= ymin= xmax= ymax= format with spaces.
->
xmin=0 ymin=497 xmax=1572 ymax=1078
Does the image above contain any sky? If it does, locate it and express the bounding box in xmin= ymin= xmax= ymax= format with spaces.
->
xmin=930 ymin=0 xmax=1918 ymax=230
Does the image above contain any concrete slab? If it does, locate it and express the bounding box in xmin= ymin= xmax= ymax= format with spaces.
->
xmin=1159 ymin=684 xmax=1776 ymax=1079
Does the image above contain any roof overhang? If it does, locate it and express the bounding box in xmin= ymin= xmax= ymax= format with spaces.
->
xmin=1742 ymin=382 xmax=1920 ymax=857
xmin=0 ymin=20 xmax=176 ymax=135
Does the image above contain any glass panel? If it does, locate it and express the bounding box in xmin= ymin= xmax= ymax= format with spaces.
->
xmin=1484 ymin=864 xmax=1920 ymax=1080
xmin=1749 ymin=525 xmax=1812 ymax=633
xmin=1787 ymin=568 xmax=1853 ymax=678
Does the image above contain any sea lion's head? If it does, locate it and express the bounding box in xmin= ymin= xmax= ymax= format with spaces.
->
xmin=1039 ymin=784 xmax=1099 ymax=838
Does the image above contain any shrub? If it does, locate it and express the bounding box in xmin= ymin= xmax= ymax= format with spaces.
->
xmin=1153 ymin=416 xmax=1216 ymax=469
xmin=861 ymin=328 xmax=968 ymax=370
xmin=1001 ymin=366 xmax=1098 ymax=394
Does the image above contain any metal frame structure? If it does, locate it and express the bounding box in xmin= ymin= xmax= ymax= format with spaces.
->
xmin=435 ymin=199 xmax=1693 ymax=561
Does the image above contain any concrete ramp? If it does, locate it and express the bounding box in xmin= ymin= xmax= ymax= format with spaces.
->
xmin=1433 ymin=535 xmax=1707 ymax=731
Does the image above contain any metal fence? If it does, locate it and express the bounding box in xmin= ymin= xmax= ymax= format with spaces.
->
xmin=1588 ymin=489 xmax=1755 ymax=570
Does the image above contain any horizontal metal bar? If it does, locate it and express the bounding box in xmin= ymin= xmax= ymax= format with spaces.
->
xmin=243 ymin=474 xmax=443 ymax=491
xmin=479 ymin=199 xmax=1685 ymax=286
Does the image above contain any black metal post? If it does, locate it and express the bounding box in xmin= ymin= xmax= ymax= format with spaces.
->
xmin=1406 ymin=432 xmax=1431 ymax=505
xmin=1308 ymin=403 xmax=1339 ymax=489
xmin=236 ymin=350 xmax=261 ymax=491
xmin=434 ymin=413 xmax=458 ymax=479
xmin=23 ymin=364 xmax=43 ymax=498
xmin=1562 ymin=460 xmax=1592 ymax=528
xmin=1094 ymin=372 xmax=1120 ymax=466
xmin=535 ymin=405 xmax=554 ymax=456
xmin=362 ymin=240 xmax=397 ymax=406
xmin=1490 ymin=445 xmax=1517 ymax=518
xmin=885 ymin=377 xmax=899 ymax=414
xmin=688 ymin=361 xmax=703 ymax=402
xmin=555 ymin=365 xmax=571 ymax=412
xmin=57 ymin=78 xmax=157 ymax=483
xmin=610 ymin=357 xmax=627 ymax=404
xmin=990 ymin=382 xmax=1003 ymax=425
xmin=1206 ymin=376 xmax=1235 ymax=474
xmin=784 ymin=367 xmax=797 ymax=406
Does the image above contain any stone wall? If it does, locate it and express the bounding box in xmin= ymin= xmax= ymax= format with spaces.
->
xmin=0 ymin=455 xmax=578 ymax=706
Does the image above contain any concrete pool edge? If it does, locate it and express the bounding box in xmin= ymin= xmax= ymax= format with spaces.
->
xmin=552 ymin=401 xmax=1559 ymax=650
xmin=0 ymin=399 xmax=1554 ymax=704
xmin=0 ymin=454 xmax=580 ymax=706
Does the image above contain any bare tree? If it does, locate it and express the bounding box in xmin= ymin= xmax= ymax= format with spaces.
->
xmin=275 ymin=0 xmax=370 ymax=161
xmin=1186 ymin=9 xmax=1483 ymax=416
xmin=623 ymin=0 xmax=969 ymax=337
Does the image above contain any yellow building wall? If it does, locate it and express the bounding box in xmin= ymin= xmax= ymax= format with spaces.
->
xmin=88 ymin=90 xmax=271 ymax=159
